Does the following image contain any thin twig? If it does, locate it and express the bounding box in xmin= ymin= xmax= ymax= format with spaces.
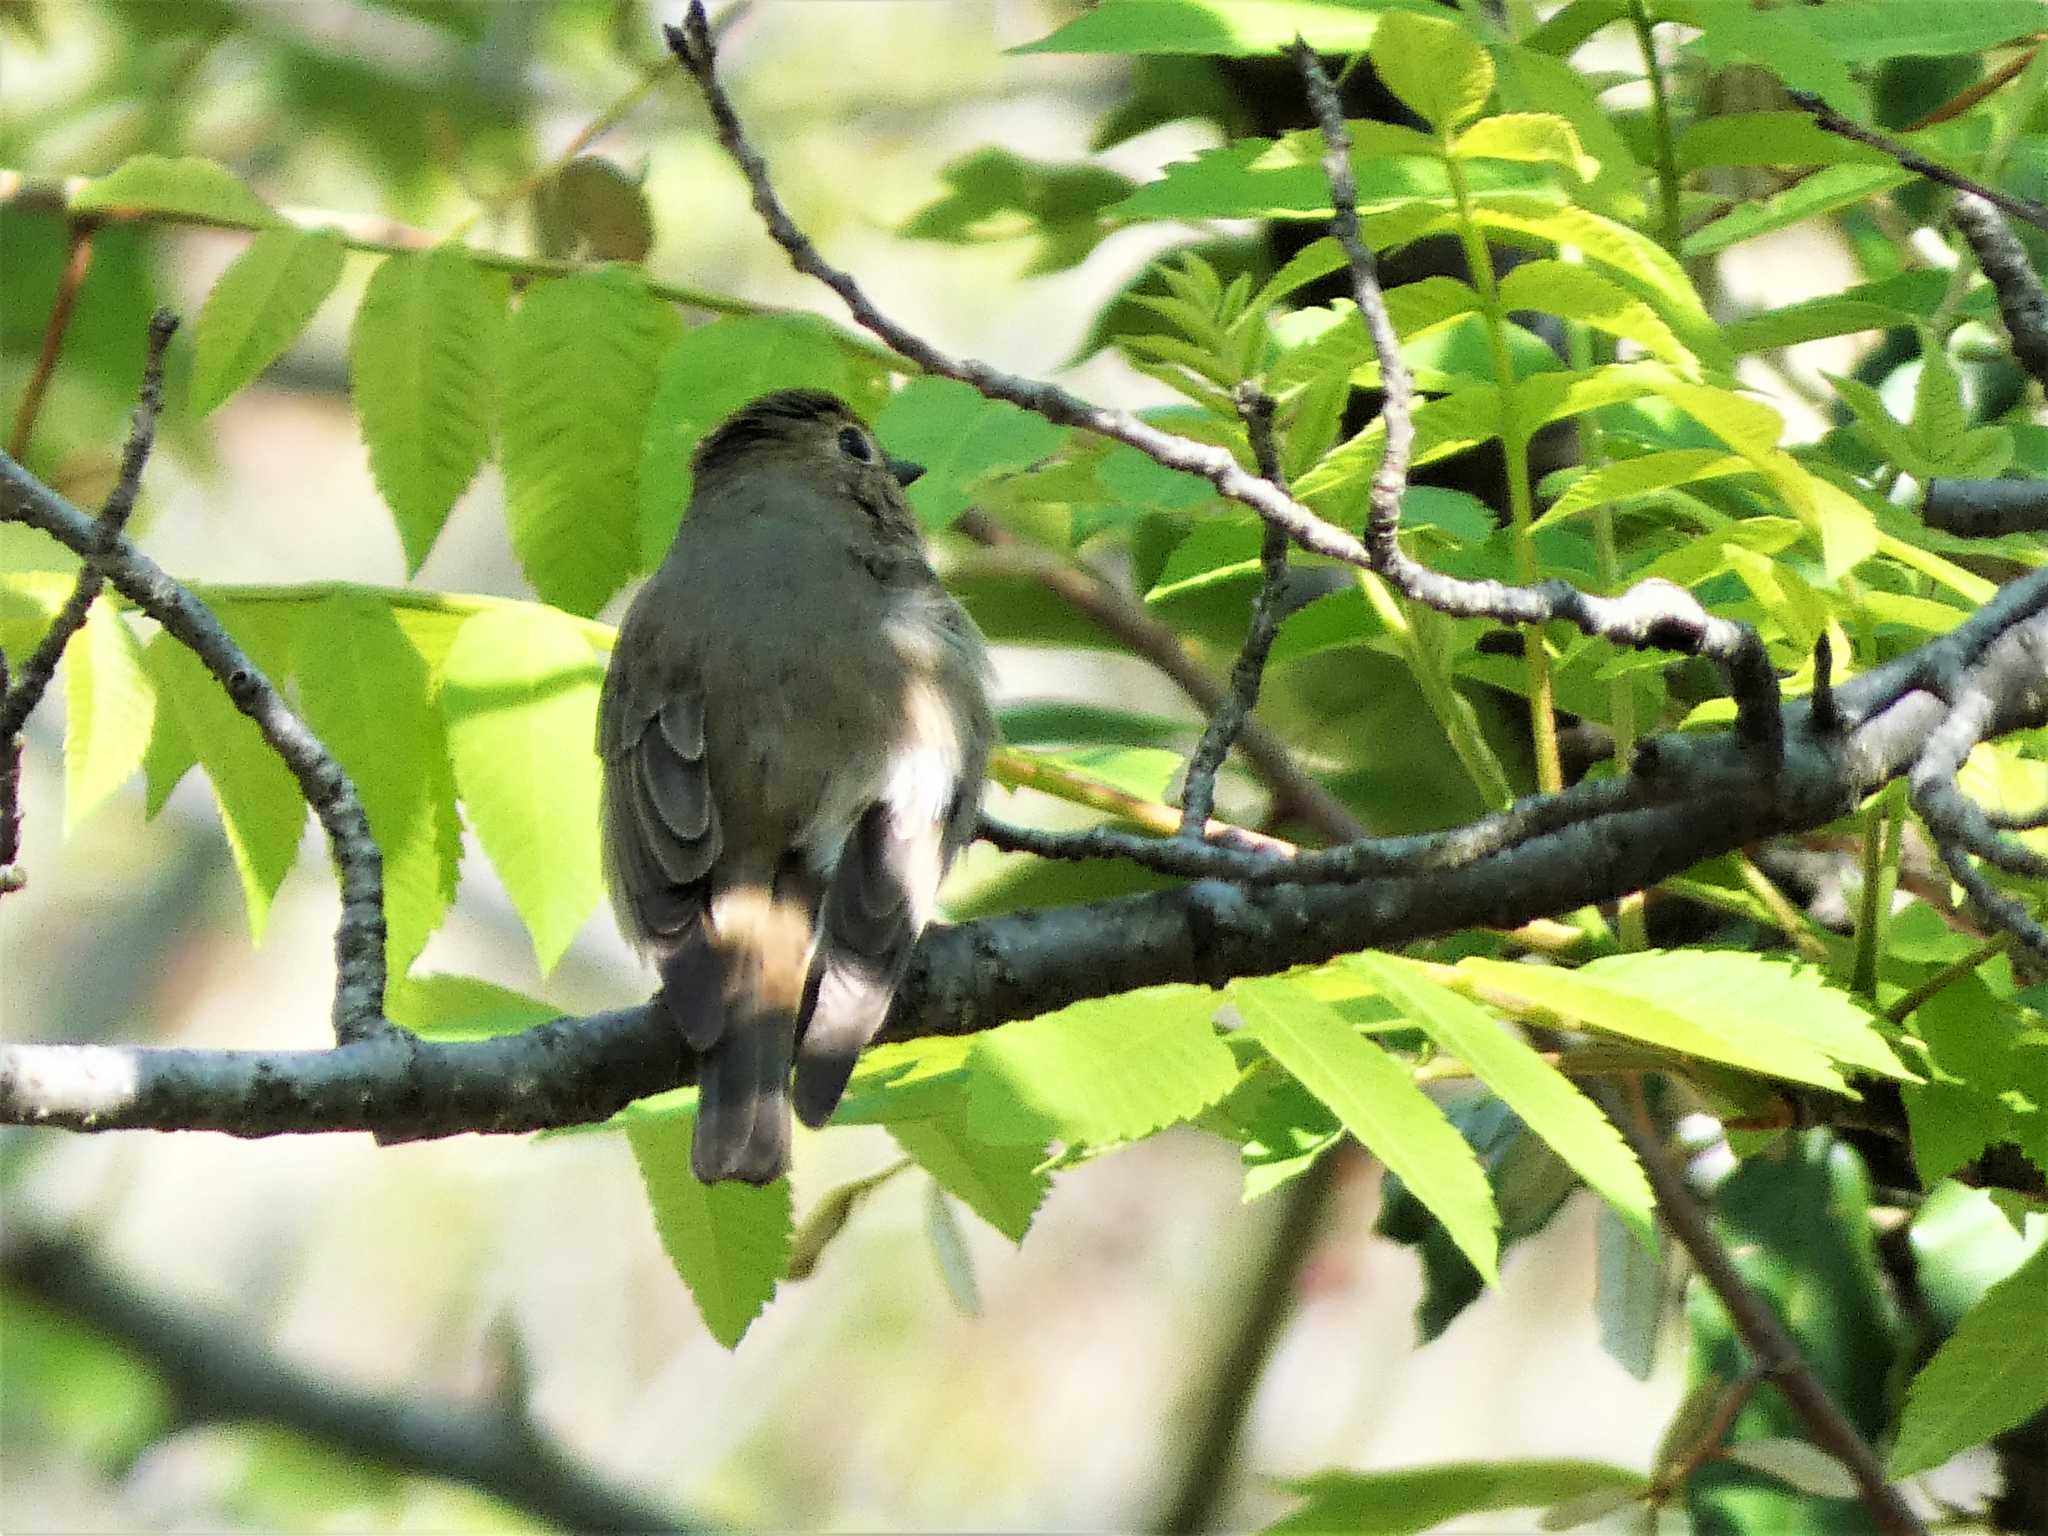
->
xmin=665 ymin=6 xmax=1786 ymax=761
xmin=1179 ymin=387 xmax=1295 ymax=837
xmin=6 ymin=221 xmax=95 ymax=462
xmin=0 ymin=308 xmax=176 ymax=750
xmin=0 ymin=653 xmax=21 ymax=894
xmin=0 ymin=415 xmax=391 ymax=1043
xmin=0 ymin=1231 xmax=699 ymax=1534
xmin=1903 ymin=48 xmax=2037 ymax=134
xmin=1787 ymin=92 xmax=2048 ymax=235
xmin=1601 ymin=1078 xmax=1927 ymax=1536
xmin=1884 ymin=931 xmax=2013 ymax=1024
xmin=955 ymin=511 xmax=1366 ymax=843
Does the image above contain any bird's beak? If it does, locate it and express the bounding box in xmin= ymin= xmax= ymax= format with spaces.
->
xmin=888 ymin=457 xmax=926 ymax=487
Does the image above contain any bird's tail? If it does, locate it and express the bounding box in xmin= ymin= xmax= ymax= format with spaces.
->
xmin=657 ymin=888 xmax=811 ymax=1185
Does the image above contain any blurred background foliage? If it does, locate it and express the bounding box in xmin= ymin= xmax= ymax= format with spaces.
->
xmin=3 ymin=0 xmax=2047 ymax=1532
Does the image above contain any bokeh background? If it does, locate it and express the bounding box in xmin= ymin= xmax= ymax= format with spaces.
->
xmin=0 ymin=1 xmax=1908 ymax=1527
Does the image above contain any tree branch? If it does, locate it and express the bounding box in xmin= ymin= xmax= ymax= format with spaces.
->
xmin=1949 ymin=191 xmax=2048 ymax=390
xmin=0 ymin=441 xmax=389 ymax=1042
xmin=1600 ymin=1080 xmax=1926 ymax=1536
xmin=1786 ymin=93 xmax=2048 ymax=236
xmin=1922 ymin=478 xmax=2048 ymax=539
xmin=1 ymin=1230 xmax=699 ymax=1534
xmin=1178 ymin=387 xmax=1296 ymax=837
xmin=6 ymin=219 xmax=95 ymax=462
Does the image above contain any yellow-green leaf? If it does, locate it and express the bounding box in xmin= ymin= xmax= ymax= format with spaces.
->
xmin=1372 ymin=10 xmax=1494 ymax=132
xmin=189 ymin=227 xmax=347 ymax=415
xmin=62 ymin=598 xmax=153 ymax=833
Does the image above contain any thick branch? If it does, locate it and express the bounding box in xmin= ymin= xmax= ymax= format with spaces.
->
xmin=0 ymin=448 xmax=389 ymax=1041
xmin=1950 ymin=192 xmax=2048 ymax=390
xmin=1601 ymin=1082 xmax=1926 ymax=1536
xmin=6 ymin=572 xmax=2047 ymax=1140
xmin=1 ymin=1232 xmax=696 ymax=1533
xmin=1922 ymin=478 xmax=2048 ymax=539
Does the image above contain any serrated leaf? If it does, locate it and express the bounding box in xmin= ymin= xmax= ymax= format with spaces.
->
xmin=900 ymin=147 xmax=1135 ymax=275
xmin=350 ymin=247 xmax=507 ymax=574
xmin=1682 ymin=165 xmax=1912 ymax=259
xmin=1451 ymin=114 xmax=1596 ymax=181
xmin=296 ymin=594 xmax=459 ymax=976
xmin=1830 ymin=371 xmax=1933 ymax=480
xmin=627 ymin=1116 xmax=792 ymax=1349
xmin=385 ymin=972 xmax=557 ymax=1041
xmin=889 ymin=1115 xmax=1048 ymax=1242
xmin=1497 ymin=260 xmax=1693 ymax=372
xmin=1350 ymin=953 xmax=1655 ymax=1246
xmin=966 ymin=984 xmax=1237 ymax=1147
xmin=1373 ymin=10 xmax=1493 ymax=132
xmin=637 ymin=313 xmax=881 ymax=566
xmin=873 ymin=377 xmax=1067 ymax=529
xmin=141 ymin=634 xmax=306 ymax=941
xmin=1535 ymin=449 xmax=1750 ymax=529
xmin=1273 ymin=1461 xmax=1648 ymax=1536
xmin=439 ymin=606 xmax=603 ymax=973
xmin=1017 ymin=0 xmax=1432 ymax=56
xmin=72 ymin=154 xmax=276 ymax=225
xmin=1234 ymin=976 xmax=1499 ymax=1283
xmin=189 ymin=227 xmax=346 ymax=415
xmin=1496 ymin=46 xmax=1644 ymax=220
xmin=501 ymin=269 xmax=680 ymax=615
xmin=1723 ymin=1438 xmax=1861 ymax=1499
xmin=62 ymin=598 xmax=153 ymax=832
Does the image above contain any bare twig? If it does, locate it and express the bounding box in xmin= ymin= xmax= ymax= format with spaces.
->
xmin=6 ymin=221 xmax=95 ymax=462
xmin=1 ymin=1231 xmax=698 ymax=1534
xmin=1179 ymin=387 xmax=1295 ymax=836
xmin=0 ymin=309 xmax=176 ymax=750
xmin=1787 ymin=92 xmax=2048 ymax=236
xmin=0 ymin=654 xmax=21 ymax=894
xmin=0 ymin=432 xmax=390 ymax=1042
xmin=1948 ymin=192 xmax=2048 ymax=389
xmin=664 ymin=5 xmax=1786 ymax=761
xmin=955 ymin=511 xmax=1366 ymax=843
xmin=1602 ymin=1079 xmax=1927 ymax=1536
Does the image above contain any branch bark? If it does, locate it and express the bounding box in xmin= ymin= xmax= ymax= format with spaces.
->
xmin=1 ymin=1231 xmax=699 ymax=1534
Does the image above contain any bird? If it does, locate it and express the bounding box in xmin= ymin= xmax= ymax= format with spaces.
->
xmin=598 ymin=388 xmax=993 ymax=1185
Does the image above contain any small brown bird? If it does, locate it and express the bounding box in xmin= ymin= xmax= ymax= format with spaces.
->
xmin=599 ymin=389 xmax=993 ymax=1184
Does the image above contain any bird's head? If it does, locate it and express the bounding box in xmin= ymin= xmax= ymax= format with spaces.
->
xmin=689 ymin=389 xmax=926 ymax=545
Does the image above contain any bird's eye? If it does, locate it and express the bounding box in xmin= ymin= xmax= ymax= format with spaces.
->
xmin=837 ymin=426 xmax=872 ymax=462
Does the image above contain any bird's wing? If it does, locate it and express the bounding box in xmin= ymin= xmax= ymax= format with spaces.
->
xmin=599 ymin=665 xmax=726 ymax=1042
xmin=792 ymin=797 xmax=947 ymax=1127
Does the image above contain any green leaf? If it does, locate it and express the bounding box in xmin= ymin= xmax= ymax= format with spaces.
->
xmin=889 ymin=1114 xmax=1049 ymax=1242
xmin=638 ymin=313 xmax=881 ymax=566
xmin=1682 ymin=165 xmax=1912 ymax=259
xmin=1497 ymin=260 xmax=1693 ymax=372
xmin=72 ymin=154 xmax=276 ymax=225
xmin=439 ymin=605 xmax=604 ymax=973
xmin=188 ymin=227 xmax=347 ymax=415
xmin=1017 ymin=0 xmax=1430 ymax=56
xmin=874 ymin=377 xmax=1067 ymax=529
xmin=1889 ymin=1239 xmax=2048 ymax=1476
xmin=385 ymin=972 xmax=557 ymax=1040
xmin=1233 ymin=976 xmax=1499 ymax=1282
xmin=1372 ymin=10 xmax=1494 ymax=132
xmin=1722 ymin=269 xmax=1957 ymax=354
xmin=924 ymin=1183 xmax=981 ymax=1315
xmin=142 ymin=634 xmax=306 ymax=941
xmin=501 ymin=269 xmax=680 ymax=615
xmin=1535 ymin=448 xmax=1751 ymax=529
xmin=1272 ymin=1461 xmax=1648 ymax=1536
xmin=1722 ymin=1438 xmax=1861 ymax=1500
xmin=296 ymin=594 xmax=459 ymax=977
xmin=62 ymin=598 xmax=153 ymax=833
xmin=1450 ymin=114 xmax=1596 ymax=181
xmin=350 ymin=247 xmax=507 ymax=574
xmin=1684 ymin=0 xmax=2048 ymax=70
xmin=1495 ymin=46 xmax=1645 ymax=220
xmin=966 ymin=984 xmax=1238 ymax=1147
xmin=1459 ymin=954 xmax=1847 ymax=1090
xmin=1675 ymin=111 xmax=1891 ymax=172
xmin=627 ymin=1117 xmax=792 ymax=1349
xmin=1349 ymin=953 xmax=1654 ymax=1245
xmin=901 ymin=148 xmax=1136 ymax=274
xmin=1678 ymin=0 xmax=1867 ymax=115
